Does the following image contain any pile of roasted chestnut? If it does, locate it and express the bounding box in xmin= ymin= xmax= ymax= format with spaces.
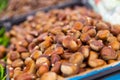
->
xmin=7 ymin=7 xmax=120 ymax=80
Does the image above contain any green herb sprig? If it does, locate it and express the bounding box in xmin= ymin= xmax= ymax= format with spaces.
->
xmin=0 ymin=27 xmax=9 ymax=80
xmin=0 ymin=27 xmax=9 ymax=47
xmin=0 ymin=0 xmax=8 ymax=13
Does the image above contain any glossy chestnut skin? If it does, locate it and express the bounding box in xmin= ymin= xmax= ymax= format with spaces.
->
xmin=69 ymin=52 xmax=84 ymax=66
xmin=62 ymin=36 xmax=80 ymax=51
xmin=88 ymin=51 xmax=106 ymax=68
xmin=117 ymin=34 xmax=120 ymax=42
xmin=111 ymin=25 xmax=120 ymax=35
xmin=80 ymin=33 xmax=91 ymax=43
xmin=96 ymin=21 xmax=110 ymax=30
xmin=72 ymin=21 xmax=83 ymax=31
xmin=37 ymin=64 xmax=49 ymax=77
xmin=12 ymin=59 xmax=24 ymax=68
xmin=51 ymin=54 xmax=61 ymax=65
xmin=96 ymin=30 xmax=110 ymax=40
xmin=15 ymin=73 xmax=35 ymax=80
xmin=61 ymin=62 xmax=78 ymax=76
xmin=40 ymin=72 xmax=57 ymax=80
xmin=9 ymin=51 xmax=20 ymax=61
xmin=21 ymin=52 xmax=30 ymax=60
xmin=51 ymin=61 xmax=62 ymax=74
xmin=36 ymin=56 xmax=50 ymax=68
xmin=108 ymin=40 xmax=120 ymax=50
xmin=24 ymin=58 xmax=35 ymax=74
xmin=89 ymin=39 xmax=104 ymax=51
xmin=101 ymin=46 xmax=117 ymax=60
xmin=30 ymin=50 xmax=42 ymax=60
xmin=80 ymin=45 xmax=90 ymax=58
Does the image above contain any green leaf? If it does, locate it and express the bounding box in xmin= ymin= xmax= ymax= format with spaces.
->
xmin=2 ymin=35 xmax=9 ymax=47
xmin=0 ymin=27 xmax=5 ymax=36
xmin=1 ymin=75 xmax=6 ymax=80
xmin=0 ymin=0 xmax=8 ymax=12
xmin=0 ymin=64 xmax=4 ymax=79
xmin=0 ymin=27 xmax=10 ymax=47
xmin=0 ymin=38 xmax=3 ymax=44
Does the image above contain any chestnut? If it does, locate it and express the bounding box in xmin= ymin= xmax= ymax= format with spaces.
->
xmin=96 ymin=30 xmax=110 ymax=40
xmin=80 ymin=45 xmax=90 ymax=58
xmin=101 ymin=46 xmax=117 ymax=60
xmin=89 ymin=39 xmax=104 ymax=51
xmin=69 ymin=52 xmax=84 ymax=66
xmin=88 ymin=51 xmax=106 ymax=68
xmin=61 ymin=62 xmax=78 ymax=76
xmin=12 ymin=59 xmax=24 ymax=68
xmin=41 ymin=72 xmax=57 ymax=80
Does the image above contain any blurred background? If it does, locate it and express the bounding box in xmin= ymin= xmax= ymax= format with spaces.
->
xmin=0 ymin=0 xmax=71 ymax=20
xmin=0 ymin=0 xmax=120 ymax=24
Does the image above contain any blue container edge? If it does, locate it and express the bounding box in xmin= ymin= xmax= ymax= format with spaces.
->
xmin=66 ymin=61 xmax=120 ymax=80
